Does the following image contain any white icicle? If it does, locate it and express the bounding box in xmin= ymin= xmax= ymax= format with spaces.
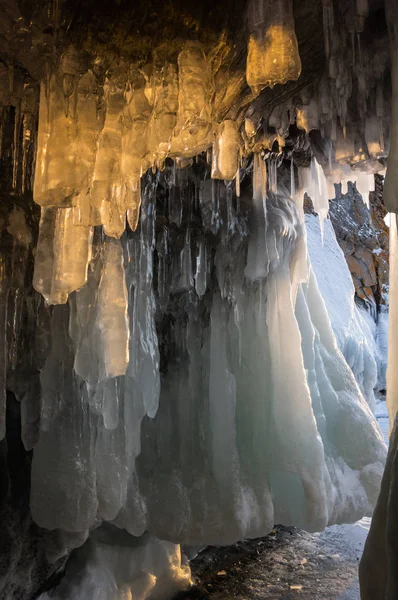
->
xmin=97 ymin=237 xmax=130 ymax=379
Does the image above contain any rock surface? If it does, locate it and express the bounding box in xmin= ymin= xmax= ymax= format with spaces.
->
xmin=328 ymin=176 xmax=389 ymax=309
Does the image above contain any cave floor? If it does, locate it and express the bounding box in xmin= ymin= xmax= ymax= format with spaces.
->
xmin=178 ymin=520 xmax=368 ymax=600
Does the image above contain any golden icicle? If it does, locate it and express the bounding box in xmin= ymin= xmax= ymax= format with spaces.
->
xmin=97 ymin=237 xmax=130 ymax=379
xmin=211 ymin=120 xmax=241 ymax=180
xmin=246 ymin=0 xmax=302 ymax=95
xmin=33 ymin=206 xmax=93 ymax=305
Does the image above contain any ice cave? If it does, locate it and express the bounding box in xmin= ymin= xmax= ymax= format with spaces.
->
xmin=0 ymin=0 xmax=397 ymax=598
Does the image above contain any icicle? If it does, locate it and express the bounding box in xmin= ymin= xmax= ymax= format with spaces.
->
xmin=225 ymin=183 xmax=236 ymax=237
xmin=268 ymin=157 xmax=278 ymax=194
xmin=290 ymin=159 xmax=295 ymax=200
xmin=354 ymin=171 xmax=375 ymax=209
xmin=74 ymin=70 xmax=101 ymax=217
xmin=244 ymin=117 xmax=257 ymax=139
xmin=310 ymin=157 xmax=329 ymax=243
xmin=179 ymin=228 xmax=194 ymax=291
xmin=246 ymin=0 xmax=302 ymax=94
xmin=245 ymin=154 xmax=269 ymax=281
xmin=34 ymin=47 xmax=84 ymax=207
xmin=147 ymin=63 xmax=178 ymax=168
xmin=195 ymin=238 xmax=208 ymax=297
xmin=91 ymin=64 xmax=126 ymax=235
xmin=33 ymin=206 xmax=93 ymax=305
xmin=122 ymin=69 xmax=151 ymax=231
xmin=97 ymin=237 xmax=129 ymax=379
xmin=170 ymin=42 xmax=214 ymax=158
xmin=211 ymin=120 xmax=241 ymax=180
xmin=334 ymin=126 xmax=355 ymax=163
xmin=235 ymin=167 xmax=241 ymax=198
xmin=156 ymin=226 xmax=169 ymax=308
xmin=126 ymin=180 xmax=142 ymax=232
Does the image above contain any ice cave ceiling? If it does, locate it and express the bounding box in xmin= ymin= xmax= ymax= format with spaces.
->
xmin=0 ymin=0 xmax=395 ymax=599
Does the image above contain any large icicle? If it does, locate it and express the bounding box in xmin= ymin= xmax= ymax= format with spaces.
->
xmin=246 ymin=0 xmax=302 ymax=94
xmin=97 ymin=237 xmax=130 ymax=379
xmin=170 ymin=42 xmax=214 ymax=158
xmin=90 ymin=64 xmax=126 ymax=237
xmin=33 ymin=207 xmax=93 ymax=305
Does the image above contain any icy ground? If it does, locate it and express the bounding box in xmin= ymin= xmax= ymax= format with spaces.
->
xmin=176 ymin=400 xmax=389 ymax=600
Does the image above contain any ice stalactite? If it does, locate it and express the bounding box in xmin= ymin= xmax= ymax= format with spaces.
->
xmin=354 ymin=171 xmax=375 ymax=209
xmin=170 ymin=42 xmax=214 ymax=158
xmin=297 ymin=157 xmax=330 ymax=242
xmin=246 ymin=0 xmax=302 ymax=95
xmin=211 ymin=120 xmax=241 ymax=181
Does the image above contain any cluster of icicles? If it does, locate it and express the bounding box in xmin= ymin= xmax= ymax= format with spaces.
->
xmin=31 ymin=37 xmax=295 ymax=306
xmin=32 ymin=0 xmax=387 ymax=311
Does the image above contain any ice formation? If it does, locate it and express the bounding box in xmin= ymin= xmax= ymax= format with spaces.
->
xmin=246 ymin=0 xmax=302 ymax=94
xmin=306 ymin=215 xmax=379 ymax=411
xmin=27 ymin=158 xmax=385 ymax=564
xmin=0 ymin=0 xmax=394 ymax=597
xmin=38 ymin=530 xmax=191 ymax=600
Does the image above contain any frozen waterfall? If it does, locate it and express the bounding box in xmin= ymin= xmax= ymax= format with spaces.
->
xmin=26 ymin=162 xmax=386 ymax=600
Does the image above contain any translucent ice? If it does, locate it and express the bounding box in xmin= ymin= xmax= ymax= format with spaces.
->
xmin=246 ymin=0 xmax=302 ymax=94
xmin=33 ymin=207 xmax=93 ymax=305
xmin=34 ymin=48 xmax=100 ymax=208
xmin=211 ymin=120 xmax=241 ymax=181
xmin=90 ymin=64 xmax=127 ymax=237
xmin=170 ymin=42 xmax=214 ymax=158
